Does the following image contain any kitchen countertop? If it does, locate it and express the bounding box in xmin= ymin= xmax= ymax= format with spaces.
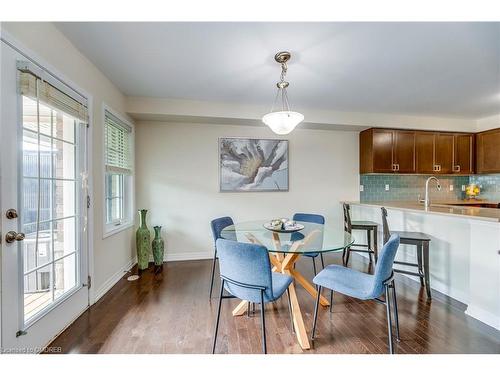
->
xmin=346 ymin=200 xmax=500 ymax=223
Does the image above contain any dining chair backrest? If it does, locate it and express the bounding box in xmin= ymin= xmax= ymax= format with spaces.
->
xmin=381 ymin=207 xmax=391 ymax=244
xmin=371 ymin=234 xmax=400 ymax=297
xmin=215 ymin=239 xmax=273 ymax=302
xmin=210 ymin=216 xmax=235 ymax=246
xmin=291 ymin=213 xmax=325 ymax=245
xmin=342 ymin=203 xmax=352 ymax=234
xmin=293 ymin=213 xmax=325 ymax=225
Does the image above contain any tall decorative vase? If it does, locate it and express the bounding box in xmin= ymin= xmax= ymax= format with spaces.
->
xmin=152 ymin=226 xmax=165 ymax=273
xmin=136 ymin=209 xmax=151 ymax=272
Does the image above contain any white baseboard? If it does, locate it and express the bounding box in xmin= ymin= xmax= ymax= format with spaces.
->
xmin=465 ymin=305 xmax=500 ymax=331
xmin=92 ymin=257 xmax=136 ymax=304
xmin=165 ymin=251 xmax=213 ymax=262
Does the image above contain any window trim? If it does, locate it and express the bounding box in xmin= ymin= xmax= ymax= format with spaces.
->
xmin=102 ymin=104 xmax=134 ymax=238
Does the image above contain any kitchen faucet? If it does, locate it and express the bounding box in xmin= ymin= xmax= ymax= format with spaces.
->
xmin=423 ymin=176 xmax=441 ymax=209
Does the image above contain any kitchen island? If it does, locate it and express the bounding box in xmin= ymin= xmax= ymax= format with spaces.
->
xmin=346 ymin=201 xmax=500 ymax=331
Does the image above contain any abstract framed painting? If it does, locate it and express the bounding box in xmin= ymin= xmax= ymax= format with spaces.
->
xmin=219 ymin=137 xmax=289 ymax=192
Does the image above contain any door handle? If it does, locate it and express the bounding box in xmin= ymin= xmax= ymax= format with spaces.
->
xmin=6 ymin=209 xmax=18 ymax=219
xmin=5 ymin=231 xmax=25 ymax=243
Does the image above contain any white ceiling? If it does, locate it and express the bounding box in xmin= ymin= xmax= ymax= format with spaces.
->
xmin=56 ymin=22 xmax=500 ymax=119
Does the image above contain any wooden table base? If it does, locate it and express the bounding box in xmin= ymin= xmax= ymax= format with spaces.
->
xmin=232 ymin=230 xmax=329 ymax=350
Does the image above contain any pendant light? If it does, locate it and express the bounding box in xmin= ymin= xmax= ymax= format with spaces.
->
xmin=262 ymin=51 xmax=304 ymax=135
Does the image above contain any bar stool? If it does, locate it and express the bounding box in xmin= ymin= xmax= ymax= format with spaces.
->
xmin=343 ymin=203 xmax=379 ymax=266
xmin=381 ymin=207 xmax=432 ymax=299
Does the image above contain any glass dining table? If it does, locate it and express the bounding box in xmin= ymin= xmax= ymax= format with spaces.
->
xmin=220 ymin=219 xmax=354 ymax=350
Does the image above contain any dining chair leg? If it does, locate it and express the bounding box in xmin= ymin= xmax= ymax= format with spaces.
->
xmin=391 ymin=280 xmax=401 ymax=342
xmin=311 ymin=285 xmax=322 ymax=340
xmin=320 ymin=253 xmax=325 ymax=270
xmin=247 ymin=301 xmax=251 ymax=317
xmin=385 ymin=284 xmax=394 ymax=354
xmin=209 ymin=251 xmax=217 ymax=299
xmin=260 ymin=290 xmax=267 ymax=354
xmin=252 ymin=302 xmax=256 ymax=314
xmin=312 ymin=257 xmax=317 ymax=275
xmin=329 ymin=290 xmax=334 ymax=313
xmin=212 ymin=279 xmax=224 ymax=354
xmin=286 ymin=288 xmax=294 ymax=333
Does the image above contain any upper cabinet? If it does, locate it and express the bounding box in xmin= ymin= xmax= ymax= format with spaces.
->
xmin=454 ymin=134 xmax=474 ymax=174
xmin=360 ymin=128 xmax=415 ymax=173
xmin=361 ymin=127 xmax=475 ymax=174
xmin=476 ymin=128 xmax=500 ymax=174
xmin=434 ymin=133 xmax=455 ymax=174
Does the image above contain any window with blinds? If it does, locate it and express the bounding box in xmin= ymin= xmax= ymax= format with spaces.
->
xmin=19 ymin=70 xmax=88 ymax=123
xmin=105 ymin=110 xmax=132 ymax=174
xmin=104 ymin=109 xmax=133 ymax=230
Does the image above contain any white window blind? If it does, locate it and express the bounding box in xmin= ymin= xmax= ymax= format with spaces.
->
xmin=105 ymin=110 xmax=133 ymax=174
xmin=19 ymin=71 xmax=88 ymax=123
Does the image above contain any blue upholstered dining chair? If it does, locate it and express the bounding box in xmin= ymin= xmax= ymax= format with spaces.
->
xmin=209 ymin=217 xmax=235 ymax=298
xmin=292 ymin=213 xmax=325 ymax=275
xmin=212 ymin=239 xmax=294 ymax=354
xmin=311 ymin=234 xmax=401 ymax=354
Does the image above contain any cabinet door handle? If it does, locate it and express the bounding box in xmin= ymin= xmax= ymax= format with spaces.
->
xmin=396 ymin=164 xmax=400 ymax=171
xmin=453 ymin=165 xmax=461 ymax=172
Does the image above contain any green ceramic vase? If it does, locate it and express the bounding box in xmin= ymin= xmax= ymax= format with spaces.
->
xmin=152 ymin=226 xmax=164 ymax=268
xmin=136 ymin=209 xmax=151 ymax=271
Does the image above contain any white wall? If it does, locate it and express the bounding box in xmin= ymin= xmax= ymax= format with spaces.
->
xmin=135 ymin=121 xmax=359 ymax=260
xmin=1 ymin=22 xmax=136 ymax=301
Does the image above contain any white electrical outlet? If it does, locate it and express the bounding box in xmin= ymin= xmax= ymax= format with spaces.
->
xmin=462 ymin=185 xmax=466 ymax=191
xmin=385 ymin=184 xmax=390 ymax=191
xmin=359 ymin=185 xmax=364 ymax=192
xmin=449 ymin=185 xmax=454 ymax=191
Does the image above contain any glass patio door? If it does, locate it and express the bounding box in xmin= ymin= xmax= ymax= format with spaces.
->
xmin=1 ymin=41 xmax=89 ymax=352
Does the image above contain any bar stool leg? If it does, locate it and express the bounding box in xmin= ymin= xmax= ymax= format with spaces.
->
xmin=373 ymin=228 xmax=378 ymax=263
xmin=367 ymin=229 xmax=373 ymax=263
xmin=423 ymin=241 xmax=431 ymax=299
xmin=416 ymin=243 xmax=424 ymax=287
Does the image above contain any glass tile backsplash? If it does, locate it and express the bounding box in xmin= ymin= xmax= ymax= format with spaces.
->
xmin=360 ymin=175 xmax=470 ymax=202
xmin=469 ymin=174 xmax=500 ymax=201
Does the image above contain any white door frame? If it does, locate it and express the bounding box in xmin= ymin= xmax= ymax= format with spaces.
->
xmin=0 ymin=30 xmax=95 ymax=350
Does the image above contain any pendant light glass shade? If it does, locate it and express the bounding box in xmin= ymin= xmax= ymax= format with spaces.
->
xmin=263 ymin=51 xmax=304 ymax=135
xmin=262 ymin=111 xmax=304 ymax=135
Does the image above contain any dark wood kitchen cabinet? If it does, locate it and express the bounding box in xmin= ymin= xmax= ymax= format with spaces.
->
xmin=476 ymin=128 xmax=500 ymax=173
xmin=360 ymin=128 xmax=415 ymax=173
xmin=454 ymin=134 xmax=474 ymax=174
xmin=415 ymin=132 xmax=435 ymax=174
xmin=393 ymin=130 xmax=416 ymax=173
xmin=372 ymin=129 xmax=394 ymax=173
xmin=434 ymin=133 xmax=454 ymax=174
xmin=361 ymin=127 xmax=475 ymax=175
xmin=413 ymin=132 xmax=474 ymax=174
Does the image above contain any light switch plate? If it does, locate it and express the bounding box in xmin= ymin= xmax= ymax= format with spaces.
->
xmin=449 ymin=185 xmax=454 ymax=191
xmin=359 ymin=185 xmax=364 ymax=192
xmin=462 ymin=185 xmax=466 ymax=191
xmin=385 ymin=184 xmax=390 ymax=191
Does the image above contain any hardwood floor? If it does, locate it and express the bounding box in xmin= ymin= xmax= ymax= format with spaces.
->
xmin=49 ymin=253 xmax=500 ymax=354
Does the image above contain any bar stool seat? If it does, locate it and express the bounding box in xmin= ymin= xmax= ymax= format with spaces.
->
xmin=382 ymin=208 xmax=432 ymax=299
xmin=391 ymin=231 xmax=431 ymax=242
xmin=352 ymin=220 xmax=380 ymax=228
xmin=343 ymin=204 xmax=379 ymax=265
